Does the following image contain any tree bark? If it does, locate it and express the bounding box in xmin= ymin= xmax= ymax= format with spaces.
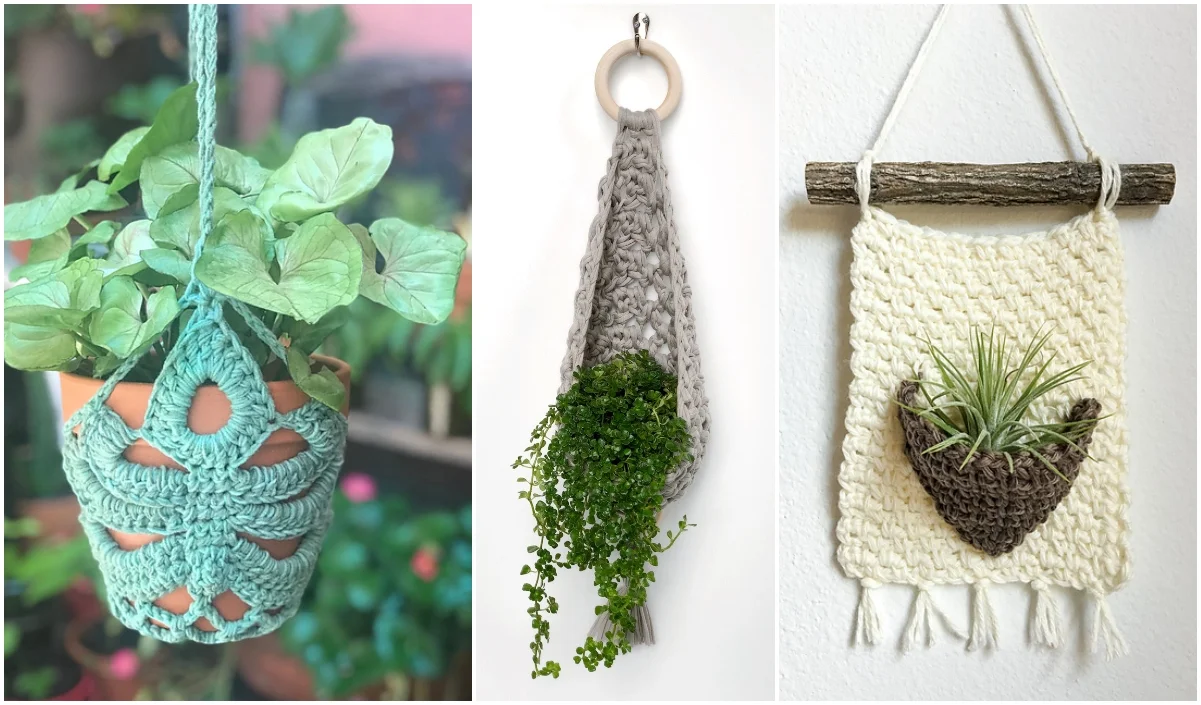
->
xmin=805 ymin=161 xmax=1175 ymax=206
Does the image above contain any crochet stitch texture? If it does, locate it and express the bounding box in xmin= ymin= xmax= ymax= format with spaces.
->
xmin=63 ymin=296 xmax=348 ymax=643
xmin=558 ymin=108 xmax=709 ymax=503
xmin=836 ymin=206 xmax=1131 ymax=595
xmin=58 ymin=4 xmax=347 ymax=644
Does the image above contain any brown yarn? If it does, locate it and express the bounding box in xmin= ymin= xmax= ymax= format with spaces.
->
xmin=896 ymin=380 xmax=1102 ymax=557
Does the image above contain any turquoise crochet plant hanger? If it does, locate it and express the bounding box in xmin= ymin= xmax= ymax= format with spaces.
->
xmin=61 ymin=4 xmax=349 ymax=644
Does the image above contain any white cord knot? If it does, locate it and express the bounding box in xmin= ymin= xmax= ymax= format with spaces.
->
xmin=1095 ymin=156 xmax=1122 ymax=211
xmin=855 ymin=150 xmax=876 ymax=217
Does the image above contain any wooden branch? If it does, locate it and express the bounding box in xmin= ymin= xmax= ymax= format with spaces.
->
xmin=805 ymin=161 xmax=1175 ymax=206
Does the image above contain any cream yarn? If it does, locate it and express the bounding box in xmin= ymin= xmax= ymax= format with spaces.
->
xmin=834 ymin=4 xmax=1133 ymax=657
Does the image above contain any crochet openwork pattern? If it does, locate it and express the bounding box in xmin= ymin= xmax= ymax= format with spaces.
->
xmin=62 ymin=298 xmax=347 ymax=643
xmin=559 ymin=108 xmax=709 ymax=503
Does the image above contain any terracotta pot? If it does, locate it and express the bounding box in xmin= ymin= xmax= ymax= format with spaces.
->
xmin=16 ymin=495 xmax=81 ymax=540
xmin=59 ymin=355 xmax=351 ymax=632
xmin=63 ymin=618 xmax=141 ymax=701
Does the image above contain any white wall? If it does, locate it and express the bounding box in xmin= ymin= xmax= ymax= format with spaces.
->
xmin=473 ymin=4 xmax=777 ymax=700
xmin=779 ymin=4 xmax=1196 ymax=701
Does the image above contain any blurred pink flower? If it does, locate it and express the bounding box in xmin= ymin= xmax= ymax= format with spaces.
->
xmin=74 ymin=5 xmax=105 ymax=15
xmin=340 ymin=472 xmax=376 ymax=503
xmin=109 ymin=648 xmax=139 ymax=680
xmin=411 ymin=548 xmax=439 ymax=582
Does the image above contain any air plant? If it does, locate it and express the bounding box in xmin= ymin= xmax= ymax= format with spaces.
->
xmin=898 ymin=326 xmax=1105 ymax=480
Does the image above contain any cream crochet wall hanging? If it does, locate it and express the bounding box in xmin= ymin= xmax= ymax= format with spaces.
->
xmin=824 ymin=5 xmax=1170 ymax=658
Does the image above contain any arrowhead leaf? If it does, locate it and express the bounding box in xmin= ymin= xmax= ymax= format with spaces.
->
xmin=359 ymin=218 xmax=465 ymax=324
xmin=194 ymin=210 xmax=361 ymax=324
xmin=258 ymin=117 xmax=393 ymax=222
xmin=107 ymin=82 xmax=199 ymax=194
xmin=4 ymin=182 xmax=127 ymax=241
xmin=88 ymin=276 xmax=179 ymax=358
xmin=98 ymin=126 xmax=150 ymax=182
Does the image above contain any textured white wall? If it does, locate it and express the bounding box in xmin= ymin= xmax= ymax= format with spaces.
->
xmin=779 ymin=4 xmax=1196 ymax=701
xmin=473 ymin=4 xmax=777 ymax=700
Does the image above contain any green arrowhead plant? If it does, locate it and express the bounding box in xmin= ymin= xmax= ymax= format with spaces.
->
xmin=3 ymin=82 xmax=466 ymax=411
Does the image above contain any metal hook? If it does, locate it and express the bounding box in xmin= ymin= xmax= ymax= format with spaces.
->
xmin=633 ymin=13 xmax=650 ymax=56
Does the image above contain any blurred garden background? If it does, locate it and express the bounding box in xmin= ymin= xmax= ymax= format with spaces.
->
xmin=4 ymin=4 xmax=472 ymax=699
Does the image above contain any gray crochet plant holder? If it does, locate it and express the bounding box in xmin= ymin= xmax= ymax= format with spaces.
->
xmin=558 ymin=107 xmax=710 ymax=505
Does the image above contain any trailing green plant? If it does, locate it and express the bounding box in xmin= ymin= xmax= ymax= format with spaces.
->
xmin=513 ymin=349 xmax=694 ymax=678
xmin=898 ymin=326 xmax=1104 ymax=479
xmin=3 ymin=81 xmax=466 ymax=412
xmin=278 ymin=478 xmax=471 ymax=698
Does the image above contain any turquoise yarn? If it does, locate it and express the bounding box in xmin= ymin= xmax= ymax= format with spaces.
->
xmin=61 ymin=4 xmax=348 ymax=644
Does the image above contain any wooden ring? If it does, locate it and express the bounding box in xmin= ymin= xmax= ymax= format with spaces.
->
xmin=594 ymin=39 xmax=682 ymax=121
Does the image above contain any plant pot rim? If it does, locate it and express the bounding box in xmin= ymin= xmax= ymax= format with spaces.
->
xmin=58 ymin=353 xmax=350 ymax=390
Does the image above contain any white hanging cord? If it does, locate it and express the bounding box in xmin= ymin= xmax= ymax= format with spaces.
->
xmin=856 ymin=4 xmax=1119 ymax=212
xmin=1018 ymin=4 xmax=1120 ymax=209
xmin=856 ymin=4 xmax=949 ymax=214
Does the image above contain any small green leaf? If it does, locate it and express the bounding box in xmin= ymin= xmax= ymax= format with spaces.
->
xmin=140 ymin=248 xmax=192 ymax=283
xmin=98 ymin=126 xmax=150 ymax=181
xmin=108 ymin=82 xmax=199 ymax=193
xmin=5 ymin=258 xmax=103 ymax=328
xmin=72 ymin=221 xmax=120 ymax=252
xmin=2 ymin=259 xmax=103 ymax=372
xmin=88 ymin=276 xmax=179 ymax=358
xmin=286 ymin=346 xmax=345 ymax=411
xmin=149 ymin=186 xmax=253 ymax=256
xmin=258 ymin=117 xmax=393 ymax=221
xmin=195 ymin=210 xmax=361 ymax=324
xmin=4 ymin=182 xmax=126 ymax=241
xmin=3 ymin=322 xmax=78 ymax=372
xmin=140 ymin=142 xmax=271 ymax=218
xmin=284 ymin=307 xmax=349 ymax=356
xmin=359 ymin=218 xmax=466 ymax=325
xmin=101 ymin=220 xmax=156 ymax=277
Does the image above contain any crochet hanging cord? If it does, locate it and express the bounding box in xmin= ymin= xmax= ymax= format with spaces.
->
xmin=62 ymin=5 xmax=347 ymax=644
xmin=834 ymin=5 xmax=1131 ymax=656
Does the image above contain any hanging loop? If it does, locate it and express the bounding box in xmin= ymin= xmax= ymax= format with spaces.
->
xmin=633 ymin=13 xmax=650 ymax=56
xmin=594 ymin=34 xmax=682 ymax=121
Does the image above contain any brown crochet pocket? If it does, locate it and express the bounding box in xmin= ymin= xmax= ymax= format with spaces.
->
xmin=896 ymin=380 xmax=1102 ymax=557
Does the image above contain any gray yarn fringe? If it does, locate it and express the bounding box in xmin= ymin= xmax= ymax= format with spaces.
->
xmin=561 ymin=108 xmax=709 ymax=645
xmin=588 ymin=581 xmax=655 ymax=646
